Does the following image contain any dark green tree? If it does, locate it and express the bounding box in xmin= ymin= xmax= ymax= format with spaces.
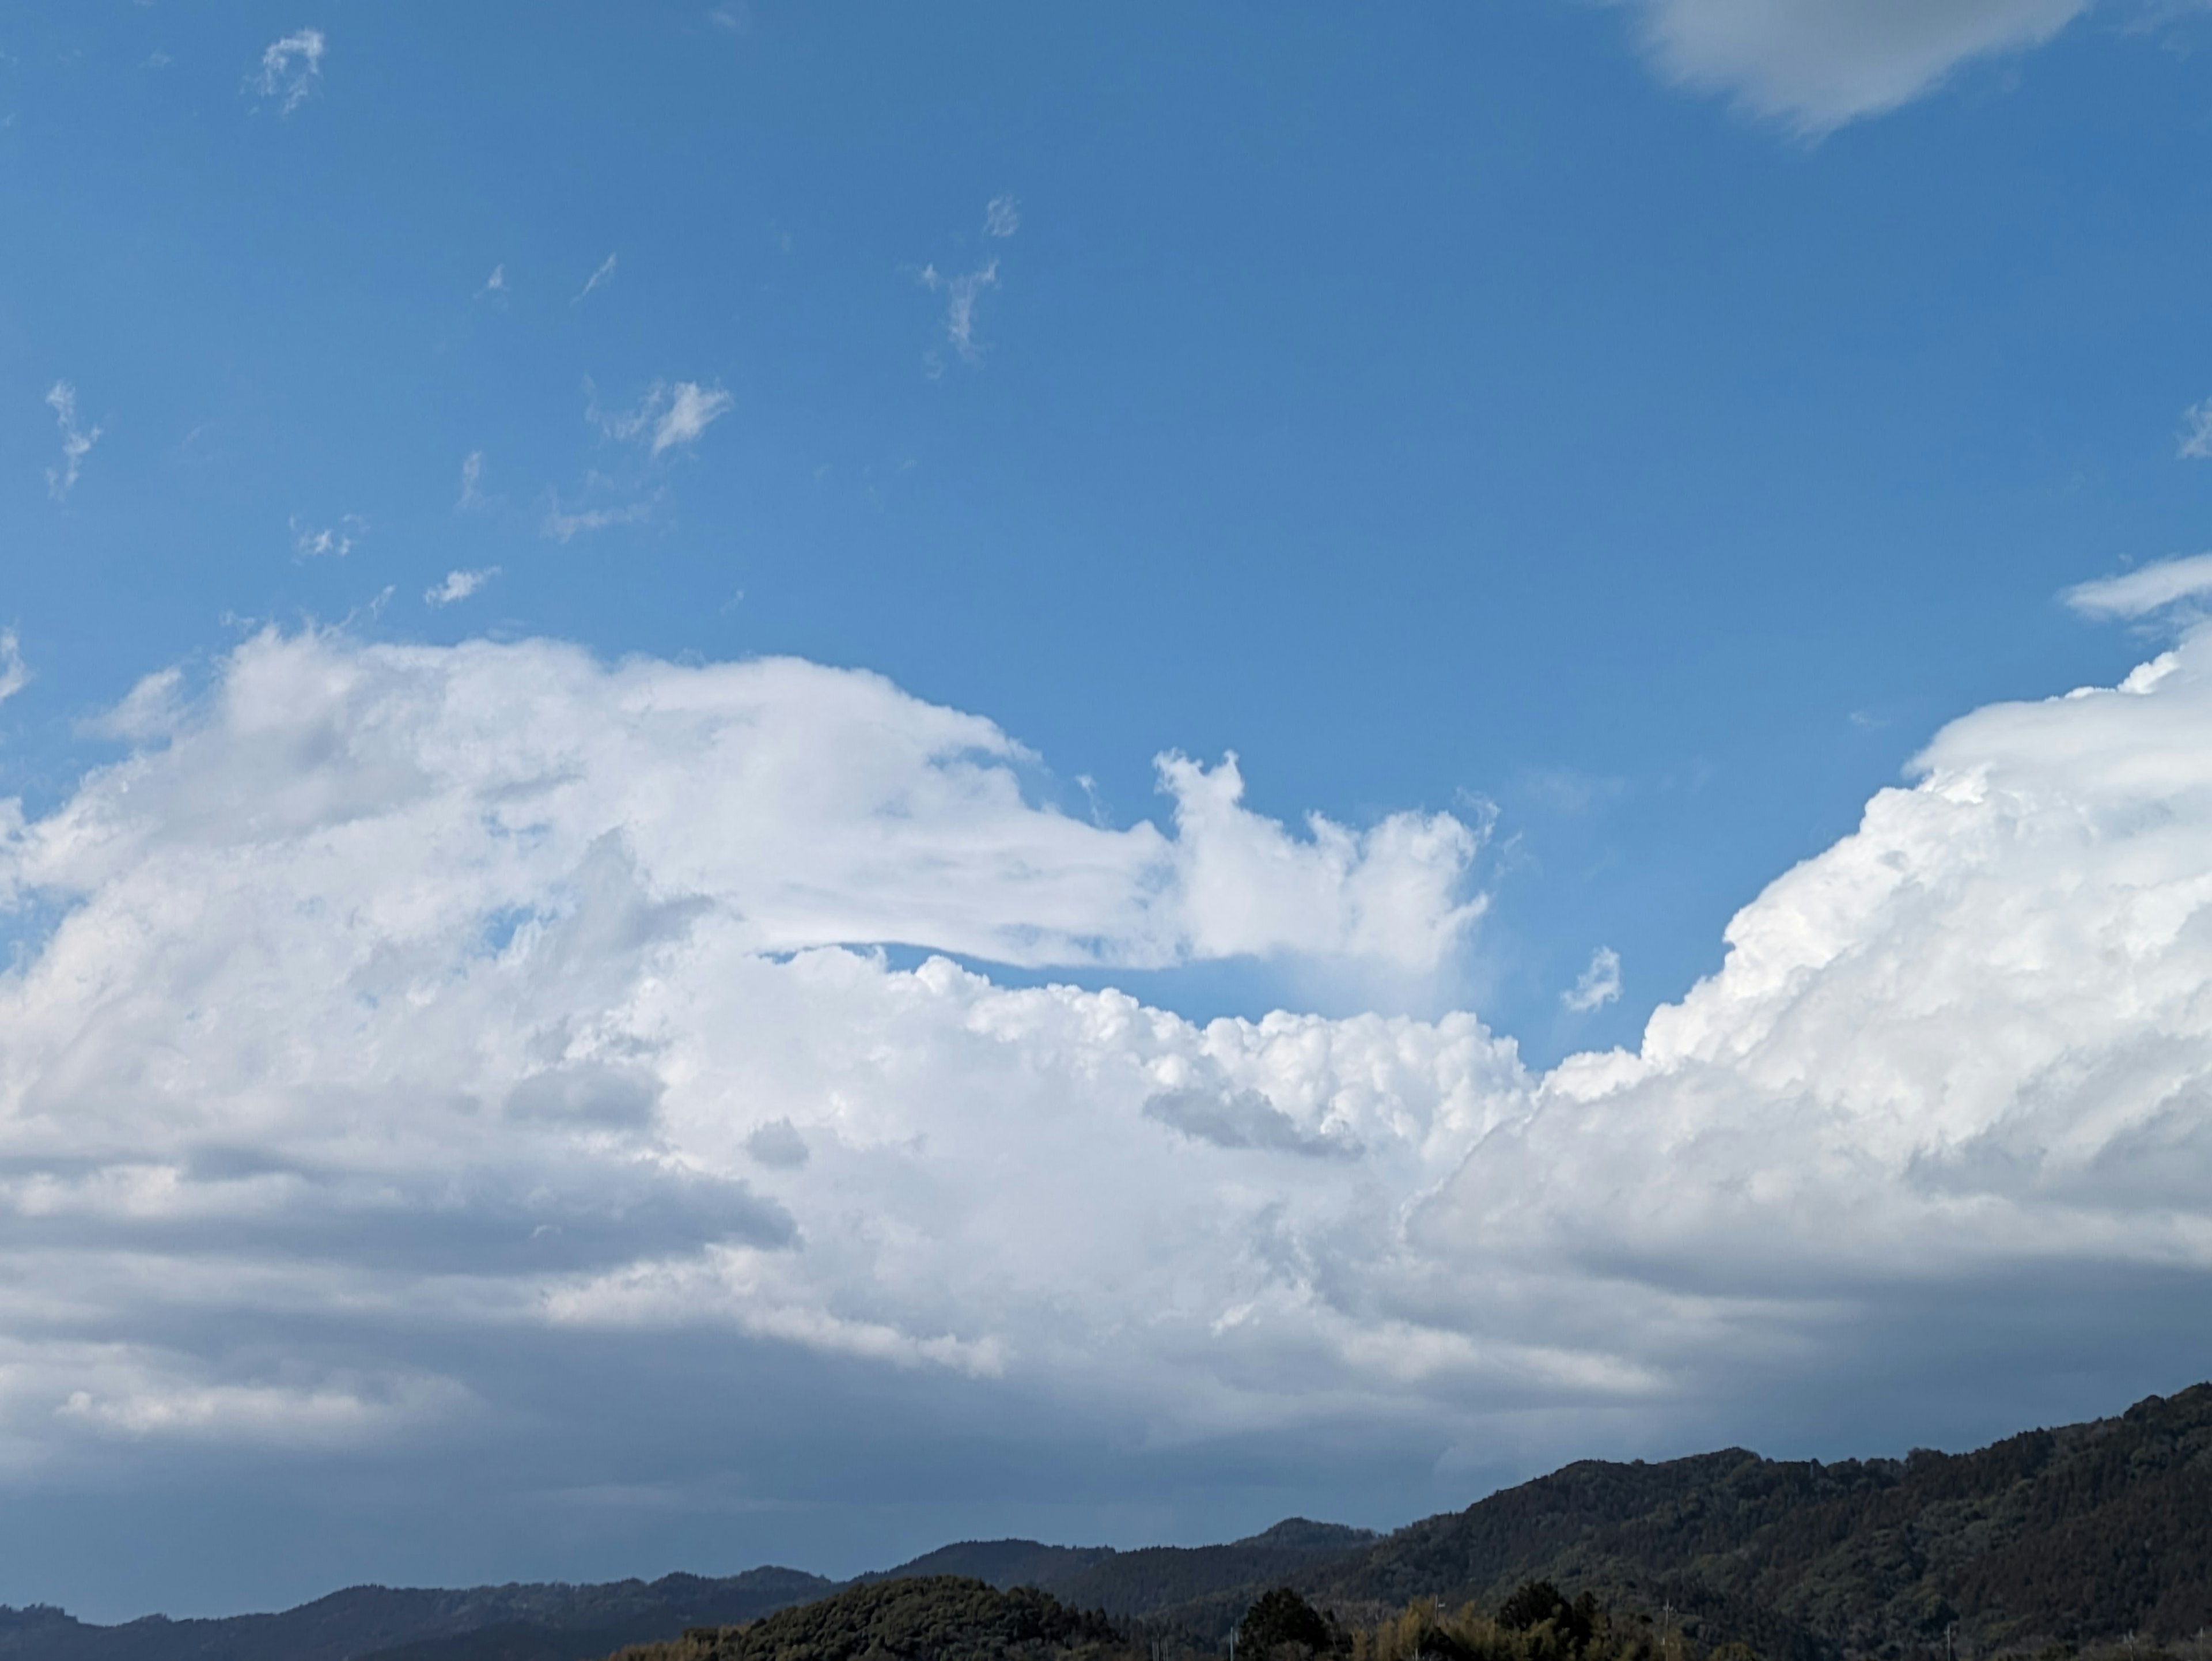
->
xmin=1239 ymin=1588 xmax=1336 ymax=1658
xmin=1495 ymin=1584 xmax=1594 ymax=1653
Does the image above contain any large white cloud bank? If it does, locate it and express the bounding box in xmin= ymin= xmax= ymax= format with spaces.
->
xmin=5 ymin=623 xmax=2212 ymax=1480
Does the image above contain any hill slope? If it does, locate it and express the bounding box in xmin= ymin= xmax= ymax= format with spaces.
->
xmin=1308 ymin=1383 xmax=2212 ymax=1658
xmin=0 ymin=1568 xmax=835 ymax=1661
xmin=606 ymin=1576 xmax=1124 ymax=1661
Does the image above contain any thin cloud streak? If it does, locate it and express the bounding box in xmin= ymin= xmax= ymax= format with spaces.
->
xmin=43 ymin=382 xmax=99 ymax=501
xmin=573 ymin=253 xmax=618 ymax=304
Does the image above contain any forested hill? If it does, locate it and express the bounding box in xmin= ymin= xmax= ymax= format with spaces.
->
xmin=15 ymin=1384 xmax=2212 ymax=1661
xmin=1301 ymin=1381 xmax=2212 ymax=1658
xmin=0 ymin=1568 xmax=835 ymax=1661
xmin=607 ymin=1577 xmax=1125 ymax=1661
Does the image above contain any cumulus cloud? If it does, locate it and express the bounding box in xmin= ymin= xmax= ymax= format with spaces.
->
xmin=252 ymin=28 xmax=325 ymax=116
xmin=0 ymin=631 xmax=1491 ymax=1471
xmin=44 ymin=381 xmax=99 ymax=501
xmin=425 ymin=567 xmax=498 ymax=607
xmin=18 ymin=621 xmax=2212 ymax=1526
xmin=1563 ymin=945 xmax=1622 ymax=1012
xmin=1620 ymin=0 xmax=2094 ymax=132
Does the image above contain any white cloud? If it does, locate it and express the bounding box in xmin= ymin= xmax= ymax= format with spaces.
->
xmin=0 ymin=632 xmax=28 ymax=707
xmin=541 ymin=498 xmax=654 ymax=542
xmin=289 ymin=514 xmax=362 ymax=559
xmin=984 ymin=195 xmax=1021 ymax=238
xmin=251 ymin=28 xmax=325 ymax=116
xmin=2063 ymin=553 xmax=2212 ymax=619
xmin=920 ymin=260 xmax=1000 ymax=365
xmin=1563 ymin=945 xmax=1622 ymax=1011
xmin=478 ymin=264 xmax=507 ymax=300
xmin=592 ymin=381 xmax=732 ymax=457
xmin=17 ymin=622 xmax=2212 ymax=1497
xmin=574 ymin=253 xmax=618 ymax=304
xmin=425 ymin=567 xmax=499 ymax=607
xmin=648 ymin=382 xmax=732 ymax=455
xmin=44 ymin=381 xmax=100 ymax=501
xmin=1619 ymin=0 xmax=2094 ymax=133
xmin=457 ymin=449 xmax=486 ymax=510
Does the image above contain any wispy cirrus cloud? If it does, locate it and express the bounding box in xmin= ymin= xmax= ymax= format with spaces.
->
xmin=289 ymin=514 xmax=363 ymax=560
xmin=594 ymin=381 xmax=733 ymax=456
xmin=477 ymin=264 xmax=508 ymax=301
xmin=0 ymin=631 xmax=28 ymax=707
xmin=2063 ymin=553 xmax=2212 ymax=620
xmin=573 ymin=253 xmax=618 ymax=304
xmin=984 ymin=195 xmax=1021 ymax=238
xmin=542 ymin=497 xmax=656 ymax=543
xmin=2179 ymin=398 xmax=2212 ymax=460
xmin=44 ymin=382 xmax=100 ymax=501
xmin=251 ymin=28 xmax=326 ymax=116
xmin=457 ymin=450 xmax=487 ymax=510
xmin=919 ymin=259 xmax=999 ymax=368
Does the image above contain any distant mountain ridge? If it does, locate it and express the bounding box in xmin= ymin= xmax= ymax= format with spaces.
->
xmin=0 ymin=1568 xmax=835 ymax=1661
xmin=16 ymin=1385 xmax=2212 ymax=1661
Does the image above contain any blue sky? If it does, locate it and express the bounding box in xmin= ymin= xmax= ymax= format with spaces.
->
xmin=10 ymin=0 xmax=2212 ymax=1623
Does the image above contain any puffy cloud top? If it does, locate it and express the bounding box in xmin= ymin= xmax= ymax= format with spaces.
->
xmin=6 ymin=622 xmax=2212 ymax=1514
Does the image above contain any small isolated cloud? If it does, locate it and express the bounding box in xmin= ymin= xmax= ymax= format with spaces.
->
xmin=649 ymin=383 xmax=732 ymax=455
xmin=983 ymin=195 xmax=1020 ymax=238
xmin=251 ymin=28 xmax=325 ymax=116
xmin=543 ymin=499 xmax=654 ymax=543
xmin=596 ymin=381 xmax=733 ymax=456
xmin=44 ymin=381 xmax=99 ymax=501
xmin=2063 ymin=554 xmax=2212 ymax=620
xmin=477 ymin=264 xmax=507 ymax=300
xmin=574 ymin=253 xmax=618 ymax=304
xmin=457 ymin=450 xmax=486 ymax=510
xmin=2179 ymin=399 xmax=2212 ymax=461
xmin=0 ymin=631 xmax=28 ymax=707
xmin=1620 ymin=0 xmax=2092 ymax=133
xmin=919 ymin=260 xmax=1000 ymax=366
xmin=1563 ymin=946 xmax=1623 ymax=1012
xmin=707 ymin=2 xmax=752 ymax=33
xmin=290 ymin=514 xmax=363 ymax=560
xmin=425 ymin=567 xmax=498 ymax=608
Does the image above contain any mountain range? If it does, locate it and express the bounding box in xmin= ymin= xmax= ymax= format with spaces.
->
xmin=11 ymin=1383 xmax=2212 ymax=1661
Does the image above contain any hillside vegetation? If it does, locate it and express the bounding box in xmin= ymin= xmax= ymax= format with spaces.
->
xmin=14 ymin=1385 xmax=2212 ymax=1661
xmin=606 ymin=1577 xmax=1124 ymax=1661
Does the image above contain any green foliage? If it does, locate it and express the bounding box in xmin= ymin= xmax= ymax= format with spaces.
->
xmin=1496 ymin=1585 xmax=1595 ymax=1651
xmin=609 ymin=1576 xmax=1125 ymax=1661
xmin=1309 ymin=1383 xmax=2212 ymax=1659
xmin=1238 ymin=1588 xmax=1338 ymax=1657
